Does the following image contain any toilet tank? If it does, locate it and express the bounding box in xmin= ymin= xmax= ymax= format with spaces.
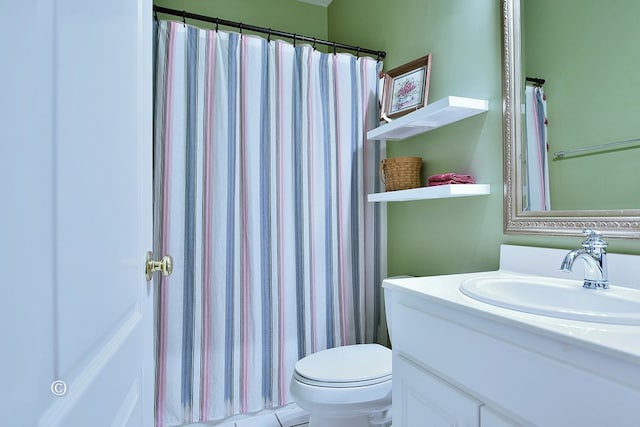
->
xmin=383 ymin=276 xmax=413 ymax=343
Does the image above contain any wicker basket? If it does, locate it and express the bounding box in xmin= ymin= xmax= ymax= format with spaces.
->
xmin=380 ymin=156 xmax=422 ymax=191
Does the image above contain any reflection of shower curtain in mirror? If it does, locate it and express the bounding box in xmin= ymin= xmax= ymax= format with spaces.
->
xmin=153 ymin=20 xmax=385 ymax=427
xmin=524 ymin=86 xmax=550 ymax=211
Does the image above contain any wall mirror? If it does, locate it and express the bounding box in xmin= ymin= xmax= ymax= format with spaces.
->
xmin=502 ymin=0 xmax=640 ymax=239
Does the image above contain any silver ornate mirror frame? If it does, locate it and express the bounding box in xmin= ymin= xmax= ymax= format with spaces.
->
xmin=502 ymin=0 xmax=640 ymax=239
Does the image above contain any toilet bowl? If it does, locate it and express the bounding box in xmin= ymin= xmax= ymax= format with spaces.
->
xmin=290 ymin=285 xmax=399 ymax=427
xmin=290 ymin=343 xmax=392 ymax=427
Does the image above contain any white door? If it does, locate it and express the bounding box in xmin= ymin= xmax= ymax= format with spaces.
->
xmin=1 ymin=1 xmax=154 ymax=426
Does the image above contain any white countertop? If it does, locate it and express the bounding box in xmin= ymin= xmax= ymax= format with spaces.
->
xmin=383 ymin=245 xmax=640 ymax=364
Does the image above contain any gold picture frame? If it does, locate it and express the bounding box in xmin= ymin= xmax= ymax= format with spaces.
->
xmin=381 ymin=54 xmax=432 ymax=120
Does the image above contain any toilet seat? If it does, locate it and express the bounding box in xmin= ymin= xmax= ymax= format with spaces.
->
xmin=294 ymin=344 xmax=391 ymax=388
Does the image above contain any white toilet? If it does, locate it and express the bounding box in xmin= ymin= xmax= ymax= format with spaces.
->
xmin=290 ymin=287 xmax=395 ymax=427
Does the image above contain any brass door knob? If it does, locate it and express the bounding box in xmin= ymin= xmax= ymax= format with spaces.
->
xmin=145 ymin=251 xmax=173 ymax=281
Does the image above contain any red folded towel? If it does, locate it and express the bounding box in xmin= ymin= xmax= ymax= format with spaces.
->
xmin=427 ymin=172 xmax=475 ymax=186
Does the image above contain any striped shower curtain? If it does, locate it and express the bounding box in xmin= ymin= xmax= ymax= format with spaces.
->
xmin=524 ymin=85 xmax=550 ymax=211
xmin=153 ymin=21 xmax=385 ymax=426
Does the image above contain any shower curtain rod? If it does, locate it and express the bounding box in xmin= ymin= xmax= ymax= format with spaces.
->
xmin=526 ymin=76 xmax=545 ymax=86
xmin=153 ymin=6 xmax=387 ymax=60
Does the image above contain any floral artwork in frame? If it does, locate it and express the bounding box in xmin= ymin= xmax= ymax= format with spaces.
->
xmin=381 ymin=53 xmax=432 ymax=120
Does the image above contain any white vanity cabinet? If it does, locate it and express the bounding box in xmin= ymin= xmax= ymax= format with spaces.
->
xmin=391 ymin=299 xmax=524 ymax=427
xmin=394 ymin=353 xmax=522 ymax=427
xmin=385 ymin=245 xmax=640 ymax=427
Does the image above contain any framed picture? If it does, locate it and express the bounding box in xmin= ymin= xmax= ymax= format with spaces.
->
xmin=381 ymin=53 xmax=432 ymax=120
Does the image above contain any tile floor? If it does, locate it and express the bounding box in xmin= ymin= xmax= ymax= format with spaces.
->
xmin=183 ymin=403 xmax=309 ymax=427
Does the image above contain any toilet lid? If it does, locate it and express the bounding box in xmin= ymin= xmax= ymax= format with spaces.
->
xmin=294 ymin=344 xmax=391 ymax=386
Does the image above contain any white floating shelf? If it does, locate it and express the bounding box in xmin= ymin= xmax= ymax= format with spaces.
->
xmin=367 ymin=96 xmax=489 ymax=141
xmin=368 ymin=184 xmax=490 ymax=203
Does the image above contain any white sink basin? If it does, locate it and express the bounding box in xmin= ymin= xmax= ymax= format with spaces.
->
xmin=459 ymin=274 xmax=640 ymax=325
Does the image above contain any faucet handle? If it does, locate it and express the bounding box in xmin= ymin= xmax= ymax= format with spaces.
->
xmin=582 ymin=229 xmax=607 ymax=249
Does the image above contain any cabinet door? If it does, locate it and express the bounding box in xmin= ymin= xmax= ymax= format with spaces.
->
xmin=394 ymin=355 xmax=481 ymax=427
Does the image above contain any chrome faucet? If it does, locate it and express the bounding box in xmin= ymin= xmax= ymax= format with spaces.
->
xmin=560 ymin=229 xmax=609 ymax=289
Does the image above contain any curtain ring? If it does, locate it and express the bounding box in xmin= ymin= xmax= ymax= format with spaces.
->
xmin=267 ymin=28 xmax=272 ymax=43
xmin=153 ymin=9 xmax=158 ymax=22
xmin=215 ymin=18 xmax=219 ymax=32
xmin=293 ymin=34 xmax=297 ymax=47
xmin=239 ymin=22 xmax=243 ymax=35
xmin=333 ymin=42 xmax=337 ymax=55
xmin=181 ymin=10 xmax=186 ymax=27
xmin=356 ymin=47 xmax=361 ymax=58
xmin=312 ymin=38 xmax=317 ymax=49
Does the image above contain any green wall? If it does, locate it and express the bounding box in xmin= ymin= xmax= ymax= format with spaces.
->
xmin=153 ymin=0 xmax=328 ymax=40
xmin=153 ymin=0 xmax=640 ymax=276
xmin=524 ymin=0 xmax=640 ymax=210
xmin=329 ymin=0 xmax=505 ymax=276
xmin=328 ymin=0 xmax=640 ymax=275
